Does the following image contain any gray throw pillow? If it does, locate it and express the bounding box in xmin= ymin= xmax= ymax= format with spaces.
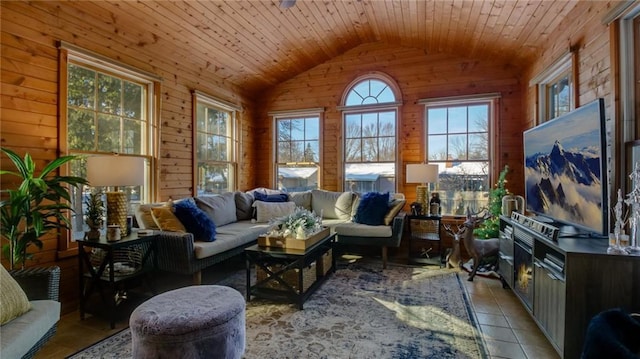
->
xmin=289 ymin=191 xmax=312 ymax=211
xmin=235 ymin=191 xmax=254 ymax=221
xmin=311 ymin=189 xmax=354 ymax=220
xmin=195 ymin=192 xmax=237 ymax=227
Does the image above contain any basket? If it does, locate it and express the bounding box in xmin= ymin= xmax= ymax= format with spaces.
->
xmin=89 ymin=242 xmax=152 ymax=277
xmin=256 ymin=262 xmax=316 ymax=294
xmin=316 ymin=249 xmax=333 ymax=276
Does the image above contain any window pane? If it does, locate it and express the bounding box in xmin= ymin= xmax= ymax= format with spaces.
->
xmin=362 ymin=137 xmax=378 ymax=161
xmin=345 ymin=115 xmax=361 ymax=138
xmin=379 ymin=111 xmax=395 ymax=134
xmin=468 ymin=105 xmax=488 ymax=132
xmin=378 ymin=137 xmax=395 ymax=161
xmin=305 ymin=118 xmax=319 ymax=140
xmin=344 ymin=163 xmax=395 ymax=193
xmin=68 ymin=64 xmax=95 ymax=109
xmin=428 ymin=108 xmax=447 ymax=134
xmin=97 ymin=114 xmax=120 ymax=152
xmin=123 ymin=119 xmax=142 ymax=154
xmin=291 ymin=119 xmax=304 ymax=140
xmin=68 ymin=108 xmax=96 ymax=151
xmin=277 ymin=165 xmax=319 ymax=192
xmin=304 ymin=140 xmax=319 ymax=162
xmin=197 ymin=162 xmax=233 ymax=195
xmin=345 ymin=138 xmax=362 ymax=162
xmin=428 ymin=134 xmax=447 ymax=161
xmin=362 ymin=113 xmax=378 ymax=135
xmin=97 ymin=73 xmax=122 ymax=115
xmin=469 ymin=133 xmax=488 ymax=160
xmin=123 ymin=81 xmax=143 ymax=119
xmin=448 ymin=134 xmax=467 ymax=160
xmin=448 ymin=107 xmax=467 ymax=133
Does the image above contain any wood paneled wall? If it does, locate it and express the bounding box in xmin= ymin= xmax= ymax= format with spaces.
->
xmin=1 ymin=1 xmax=256 ymax=313
xmin=255 ymin=41 xmax=526 ymax=203
xmin=0 ymin=0 xmax=620 ymax=315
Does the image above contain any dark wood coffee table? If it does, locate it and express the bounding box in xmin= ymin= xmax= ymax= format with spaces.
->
xmin=245 ymin=232 xmax=335 ymax=309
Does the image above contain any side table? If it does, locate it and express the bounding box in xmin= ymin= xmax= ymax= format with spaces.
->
xmin=77 ymin=230 xmax=158 ymax=329
xmin=407 ymin=215 xmax=443 ymax=265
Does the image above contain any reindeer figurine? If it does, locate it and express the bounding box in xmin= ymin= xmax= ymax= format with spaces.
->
xmin=460 ymin=208 xmax=499 ymax=281
xmin=442 ymin=223 xmax=464 ymax=269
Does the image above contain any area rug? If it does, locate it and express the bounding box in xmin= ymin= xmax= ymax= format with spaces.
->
xmin=67 ymin=261 xmax=488 ymax=359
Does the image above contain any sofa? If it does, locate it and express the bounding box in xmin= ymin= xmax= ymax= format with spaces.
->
xmin=137 ymin=189 xmax=406 ymax=284
xmin=0 ymin=266 xmax=61 ymax=359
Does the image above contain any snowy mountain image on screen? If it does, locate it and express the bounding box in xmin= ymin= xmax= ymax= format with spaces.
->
xmin=525 ymin=140 xmax=602 ymax=227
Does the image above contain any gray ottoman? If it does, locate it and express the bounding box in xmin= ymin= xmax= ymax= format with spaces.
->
xmin=130 ymin=285 xmax=245 ymax=359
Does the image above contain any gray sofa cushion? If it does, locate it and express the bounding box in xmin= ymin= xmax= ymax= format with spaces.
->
xmin=334 ymin=222 xmax=393 ymax=237
xmin=194 ymin=221 xmax=269 ymax=259
xmin=0 ymin=300 xmax=60 ymax=359
xmin=311 ymin=189 xmax=354 ymax=220
xmin=195 ymin=193 xmax=237 ymax=227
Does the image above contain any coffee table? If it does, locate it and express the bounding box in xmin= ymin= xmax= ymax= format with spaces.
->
xmin=245 ymin=232 xmax=335 ymax=309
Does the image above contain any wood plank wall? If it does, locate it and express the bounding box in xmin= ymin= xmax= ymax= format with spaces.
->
xmin=254 ymin=41 xmax=526 ymax=204
xmin=522 ymin=1 xmax=617 ymax=206
xmin=0 ymin=0 xmax=619 ymax=315
xmin=1 ymin=1 xmax=256 ymax=313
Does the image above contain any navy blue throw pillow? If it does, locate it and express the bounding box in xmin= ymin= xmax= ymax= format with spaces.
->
xmin=173 ymin=198 xmax=216 ymax=242
xmin=354 ymin=192 xmax=390 ymax=225
xmin=253 ymin=191 xmax=289 ymax=203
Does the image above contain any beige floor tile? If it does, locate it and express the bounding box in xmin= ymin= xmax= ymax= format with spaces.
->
xmin=512 ymin=328 xmax=551 ymax=347
xmin=485 ymin=339 xmax=528 ymax=359
xmin=521 ymin=343 xmax=561 ymax=359
xmin=480 ymin=324 xmax=518 ymax=343
xmin=476 ymin=312 xmax=510 ymax=327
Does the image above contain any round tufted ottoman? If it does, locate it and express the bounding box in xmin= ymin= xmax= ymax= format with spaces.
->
xmin=130 ymin=285 xmax=245 ymax=359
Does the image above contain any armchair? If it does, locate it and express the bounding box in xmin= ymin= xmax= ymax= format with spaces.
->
xmin=1 ymin=266 xmax=61 ymax=359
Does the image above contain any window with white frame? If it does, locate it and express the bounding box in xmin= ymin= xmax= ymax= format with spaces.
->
xmin=274 ymin=111 xmax=321 ymax=191
xmin=61 ymin=44 xmax=158 ymax=242
xmin=342 ymin=76 xmax=399 ymax=193
xmin=193 ymin=91 xmax=239 ymax=196
xmin=532 ymin=53 xmax=574 ymax=123
xmin=420 ymin=96 xmax=497 ymax=215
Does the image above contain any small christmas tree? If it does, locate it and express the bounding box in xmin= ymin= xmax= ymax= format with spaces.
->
xmin=474 ymin=165 xmax=510 ymax=239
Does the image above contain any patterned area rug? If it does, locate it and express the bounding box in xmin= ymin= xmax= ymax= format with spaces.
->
xmin=67 ymin=261 xmax=488 ymax=359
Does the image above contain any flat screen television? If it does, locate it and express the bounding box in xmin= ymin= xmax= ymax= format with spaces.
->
xmin=523 ymin=98 xmax=608 ymax=237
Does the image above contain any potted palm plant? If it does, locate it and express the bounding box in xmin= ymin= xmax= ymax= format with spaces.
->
xmin=0 ymin=147 xmax=87 ymax=269
xmin=84 ymin=191 xmax=104 ymax=240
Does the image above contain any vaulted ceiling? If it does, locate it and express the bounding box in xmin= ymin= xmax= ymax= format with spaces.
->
xmin=55 ymin=0 xmax=584 ymax=96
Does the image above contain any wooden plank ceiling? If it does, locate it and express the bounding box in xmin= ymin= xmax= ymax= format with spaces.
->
xmin=47 ymin=0 xmax=584 ymax=97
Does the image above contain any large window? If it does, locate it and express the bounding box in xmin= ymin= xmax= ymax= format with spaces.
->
xmin=342 ymin=76 xmax=400 ymax=193
xmin=274 ymin=112 xmax=321 ymax=192
xmin=60 ymin=44 xmax=158 ymax=243
xmin=421 ymin=96 xmax=496 ymax=215
xmin=193 ymin=91 xmax=239 ymax=196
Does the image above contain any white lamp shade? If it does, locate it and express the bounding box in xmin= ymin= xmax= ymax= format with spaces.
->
xmin=406 ymin=164 xmax=439 ymax=184
xmin=87 ymin=155 xmax=145 ymax=187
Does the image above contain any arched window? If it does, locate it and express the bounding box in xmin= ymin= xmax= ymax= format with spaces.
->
xmin=341 ymin=73 xmax=401 ymax=193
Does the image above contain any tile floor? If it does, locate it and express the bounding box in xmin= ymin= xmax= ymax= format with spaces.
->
xmin=34 ymin=257 xmax=560 ymax=359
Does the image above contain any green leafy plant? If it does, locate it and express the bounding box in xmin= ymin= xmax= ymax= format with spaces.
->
xmin=0 ymin=148 xmax=87 ymax=268
xmin=474 ymin=165 xmax=510 ymax=239
xmin=84 ymin=191 xmax=104 ymax=239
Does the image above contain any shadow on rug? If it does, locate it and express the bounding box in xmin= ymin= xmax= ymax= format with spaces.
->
xmin=67 ymin=261 xmax=488 ymax=359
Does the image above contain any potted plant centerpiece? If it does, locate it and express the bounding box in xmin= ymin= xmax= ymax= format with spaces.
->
xmin=271 ymin=207 xmax=323 ymax=240
xmin=474 ymin=165 xmax=510 ymax=239
xmin=0 ymin=148 xmax=87 ymax=269
xmin=84 ymin=191 xmax=105 ymax=240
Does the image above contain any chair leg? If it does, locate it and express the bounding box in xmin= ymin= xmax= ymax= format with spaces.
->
xmin=193 ymin=271 xmax=202 ymax=285
xmin=382 ymin=246 xmax=388 ymax=269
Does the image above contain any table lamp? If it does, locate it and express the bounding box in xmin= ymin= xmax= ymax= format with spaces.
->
xmin=87 ymin=155 xmax=145 ymax=238
xmin=406 ymin=163 xmax=439 ymax=215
